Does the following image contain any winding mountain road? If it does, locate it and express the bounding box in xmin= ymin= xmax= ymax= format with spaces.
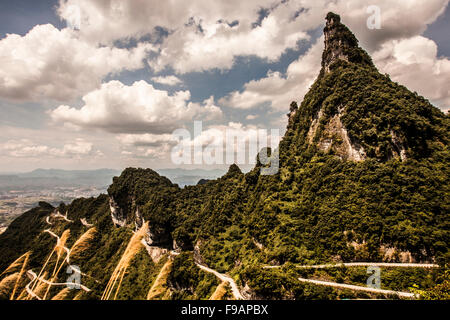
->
xmin=195 ymin=263 xmax=243 ymax=300
xmin=25 ymin=269 xmax=91 ymax=300
xmin=53 ymin=211 xmax=73 ymax=223
xmin=264 ymin=262 xmax=439 ymax=269
xmin=80 ymin=218 xmax=93 ymax=227
xmin=297 ymin=277 xmax=416 ymax=298
xmin=43 ymin=229 xmax=71 ymax=263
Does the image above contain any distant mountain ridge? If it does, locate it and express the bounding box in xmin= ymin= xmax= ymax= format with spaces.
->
xmin=0 ymin=168 xmax=227 ymax=189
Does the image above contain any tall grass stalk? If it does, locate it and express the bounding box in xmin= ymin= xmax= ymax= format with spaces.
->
xmin=102 ymin=222 xmax=148 ymax=300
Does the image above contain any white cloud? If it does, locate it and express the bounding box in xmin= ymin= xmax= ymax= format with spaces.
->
xmin=0 ymin=138 xmax=98 ymax=158
xmin=174 ymin=122 xmax=282 ymax=165
xmin=151 ymin=75 xmax=183 ymax=86
xmin=50 ymin=80 xmax=223 ymax=134
xmin=117 ymin=134 xmax=174 ymax=159
xmin=114 ymin=122 xmax=282 ymax=164
xmin=58 ymin=0 xmax=316 ymax=73
xmin=0 ymin=24 xmax=153 ymax=102
xmin=57 ymin=0 xmax=279 ymax=44
xmin=57 ymin=0 xmax=448 ymax=74
xmin=373 ymin=36 xmax=450 ymax=109
xmin=1 ymin=0 xmax=445 ymax=102
xmin=328 ymin=0 xmax=449 ymax=51
xmin=116 ymin=133 xmax=175 ymax=147
xmin=54 ymin=138 xmax=94 ymax=157
xmin=222 ymin=0 xmax=450 ymax=113
xmin=221 ymin=37 xmax=323 ymax=111
xmin=149 ymin=12 xmax=310 ymax=73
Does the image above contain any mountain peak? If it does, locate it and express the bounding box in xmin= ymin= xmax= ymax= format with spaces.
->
xmin=322 ymin=12 xmax=374 ymax=72
xmin=281 ymin=12 xmax=448 ymax=163
xmin=223 ymin=164 xmax=242 ymax=178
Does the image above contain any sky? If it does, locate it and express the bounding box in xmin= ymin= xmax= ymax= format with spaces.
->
xmin=0 ymin=0 xmax=449 ymax=172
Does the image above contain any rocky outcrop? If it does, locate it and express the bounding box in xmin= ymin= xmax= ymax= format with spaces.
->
xmin=193 ymin=240 xmax=204 ymax=265
xmin=134 ymin=205 xmax=144 ymax=230
xmin=109 ymin=197 xmax=126 ymax=227
xmin=140 ymin=238 xmax=168 ymax=263
xmin=322 ymin=12 xmax=374 ymax=73
xmin=109 ymin=194 xmax=172 ymax=248
xmin=307 ymin=106 xmax=366 ymax=161
xmin=323 ymin=13 xmax=349 ymax=72
xmin=287 ymin=101 xmax=298 ymax=122
xmin=143 ymin=226 xmax=171 ymax=247
xmin=390 ymin=130 xmax=407 ymax=161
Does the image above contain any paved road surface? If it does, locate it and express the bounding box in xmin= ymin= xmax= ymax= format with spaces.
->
xmin=195 ymin=263 xmax=243 ymax=300
xmin=264 ymin=262 xmax=439 ymax=269
xmin=297 ymin=277 xmax=416 ymax=298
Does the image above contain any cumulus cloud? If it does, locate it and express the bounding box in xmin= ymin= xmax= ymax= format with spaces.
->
xmin=114 ymin=122 xmax=282 ymax=164
xmin=116 ymin=133 xmax=176 ymax=147
xmin=373 ymin=36 xmax=450 ymax=109
xmin=2 ymin=0 xmax=446 ymax=102
xmin=149 ymin=12 xmax=310 ymax=73
xmin=172 ymin=122 xmax=282 ymax=165
xmin=50 ymin=80 xmax=223 ymax=134
xmin=221 ymin=37 xmax=323 ymax=111
xmin=0 ymin=138 xmax=99 ymax=158
xmin=58 ymin=0 xmax=316 ymax=73
xmin=57 ymin=0 xmax=278 ymax=44
xmin=56 ymin=0 xmax=448 ymax=74
xmin=246 ymin=114 xmax=259 ymax=120
xmin=222 ymin=1 xmax=450 ymax=113
xmin=151 ymin=75 xmax=183 ymax=86
xmin=0 ymin=24 xmax=153 ymax=102
xmin=117 ymin=134 xmax=175 ymax=159
xmin=328 ymin=0 xmax=448 ymax=51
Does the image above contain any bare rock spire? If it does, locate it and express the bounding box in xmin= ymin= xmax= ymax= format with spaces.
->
xmin=322 ymin=12 xmax=374 ymax=72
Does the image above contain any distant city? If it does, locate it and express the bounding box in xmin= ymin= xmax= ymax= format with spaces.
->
xmin=0 ymin=168 xmax=226 ymax=233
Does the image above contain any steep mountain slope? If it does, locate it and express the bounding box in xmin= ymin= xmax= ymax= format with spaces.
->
xmin=0 ymin=13 xmax=448 ymax=300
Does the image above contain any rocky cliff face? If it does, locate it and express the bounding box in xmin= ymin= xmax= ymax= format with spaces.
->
xmin=322 ymin=12 xmax=374 ymax=73
xmin=306 ymin=106 xmax=367 ymax=161
xmin=285 ymin=12 xmax=437 ymax=162
xmin=323 ymin=13 xmax=349 ymax=73
xmin=109 ymin=197 xmax=126 ymax=227
xmin=299 ymin=13 xmax=373 ymax=161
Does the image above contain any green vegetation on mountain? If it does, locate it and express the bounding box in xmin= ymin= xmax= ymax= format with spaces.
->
xmin=0 ymin=12 xmax=448 ymax=300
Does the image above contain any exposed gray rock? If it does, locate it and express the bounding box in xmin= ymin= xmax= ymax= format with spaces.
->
xmin=109 ymin=196 xmax=126 ymax=227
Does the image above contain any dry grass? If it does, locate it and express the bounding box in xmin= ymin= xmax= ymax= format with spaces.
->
xmin=16 ymin=287 xmax=29 ymax=300
xmin=147 ymin=258 xmax=173 ymax=300
xmin=10 ymin=251 xmax=30 ymax=300
xmin=44 ymin=228 xmax=97 ymax=300
xmin=0 ymin=251 xmax=31 ymax=277
xmin=209 ymin=281 xmax=228 ymax=300
xmin=73 ymin=291 xmax=84 ymax=300
xmin=102 ymin=222 xmax=149 ymax=300
xmin=56 ymin=230 xmax=71 ymax=259
xmin=51 ymin=288 xmax=70 ymax=300
xmin=3 ymin=227 xmax=97 ymax=300
xmin=1 ymin=220 xmax=98 ymax=300
xmin=31 ymin=229 xmax=70 ymax=294
xmin=0 ymin=273 xmax=19 ymax=299
xmin=69 ymin=227 xmax=97 ymax=261
xmin=32 ymin=271 xmax=49 ymax=300
xmin=43 ymin=229 xmax=70 ymax=300
xmin=0 ymin=251 xmax=31 ymax=300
